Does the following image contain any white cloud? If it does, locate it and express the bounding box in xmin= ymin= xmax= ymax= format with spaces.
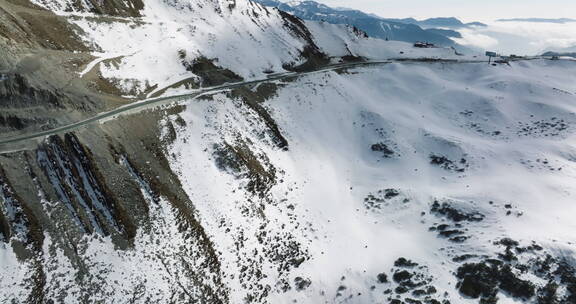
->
xmin=452 ymin=30 xmax=499 ymax=49
xmin=452 ymin=21 xmax=576 ymax=55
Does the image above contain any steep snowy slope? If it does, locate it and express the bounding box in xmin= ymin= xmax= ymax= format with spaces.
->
xmin=163 ymin=59 xmax=576 ymax=304
xmin=28 ymin=0 xmax=315 ymax=97
xmin=1 ymin=0 xmax=576 ymax=304
xmin=27 ymin=0 xmax=461 ymax=98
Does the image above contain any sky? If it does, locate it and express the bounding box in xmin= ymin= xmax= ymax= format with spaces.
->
xmin=310 ymin=0 xmax=576 ymax=22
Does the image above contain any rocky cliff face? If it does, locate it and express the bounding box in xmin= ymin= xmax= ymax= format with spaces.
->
xmin=1 ymin=1 xmax=576 ymax=304
xmin=29 ymin=0 xmax=145 ymax=16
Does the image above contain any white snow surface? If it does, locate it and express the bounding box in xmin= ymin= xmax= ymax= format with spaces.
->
xmin=164 ymin=59 xmax=576 ymax=303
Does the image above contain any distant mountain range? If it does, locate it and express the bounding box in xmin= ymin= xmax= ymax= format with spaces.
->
xmin=386 ymin=17 xmax=487 ymax=28
xmin=254 ymin=0 xmax=482 ymax=52
xmin=498 ymin=18 xmax=576 ymax=23
xmin=542 ymin=51 xmax=576 ymax=58
xmin=542 ymin=45 xmax=576 ymax=58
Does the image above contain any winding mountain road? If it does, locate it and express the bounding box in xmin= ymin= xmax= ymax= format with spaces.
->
xmin=0 ymin=57 xmax=539 ymax=151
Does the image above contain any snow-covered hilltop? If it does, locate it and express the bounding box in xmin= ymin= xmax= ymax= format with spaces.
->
xmin=1 ymin=0 xmax=576 ymax=304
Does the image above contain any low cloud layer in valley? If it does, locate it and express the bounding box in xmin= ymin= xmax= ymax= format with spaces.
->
xmin=453 ymin=20 xmax=576 ymax=55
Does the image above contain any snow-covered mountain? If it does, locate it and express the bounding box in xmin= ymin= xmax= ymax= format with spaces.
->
xmin=1 ymin=0 xmax=576 ymax=303
xmin=16 ymin=0 xmax=457 ymax=99
xmin=253 ymin=0 xmax=470 ymax=50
